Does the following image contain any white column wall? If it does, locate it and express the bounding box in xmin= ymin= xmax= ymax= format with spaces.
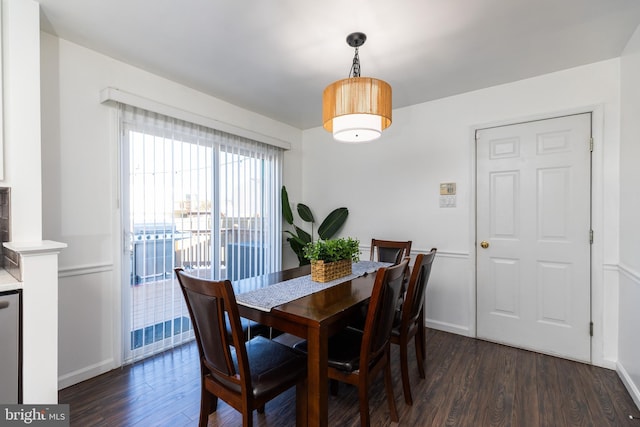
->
xmin=39 ymin=33 xmax=302 ymax=387
xmin=2 ymin=0 xmax=42 ymax=240
xmin=618 ymin=24 xmax=640 ymax=408
xmin=300 ymin=59 xmax=620 ymax=368
xmin=2 ymin=0 xmax=67 ymax=404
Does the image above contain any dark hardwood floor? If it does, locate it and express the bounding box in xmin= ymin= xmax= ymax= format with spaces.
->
xmin=59 ymin=329 xmax=640 ymax=426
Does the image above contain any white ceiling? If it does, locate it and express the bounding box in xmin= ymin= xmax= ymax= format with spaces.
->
xmin=36 ymin=0 xmax=640 ymax=130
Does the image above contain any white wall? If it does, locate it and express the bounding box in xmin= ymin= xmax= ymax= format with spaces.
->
xmin=618 ymin=24 xmax=640 ymax=408
xmin=300 ymin=59 xmax=621 ymax=368
xmin=39 ymin=33 xmax=302 ymax=387
xmin=2 ymin=0 xmax=42 ymax=240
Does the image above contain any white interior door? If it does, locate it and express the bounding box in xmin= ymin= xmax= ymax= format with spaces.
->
xmin=476 ymin=113 xmax=592 ymax=362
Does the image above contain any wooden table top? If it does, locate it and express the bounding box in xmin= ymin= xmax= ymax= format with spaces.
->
xmin=234 ymin=264 xmax=376 ymax=327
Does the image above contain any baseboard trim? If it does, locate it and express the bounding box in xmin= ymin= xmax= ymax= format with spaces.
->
xmin=58 ymin=358 xmax=116 ymax=390
xmin=426 ymin=319 xmax=472 ymax=337
xmin=598 ymin=357 xmax=618 ymax=371
xmin=617 ymin=361 xmax=640 ymax=411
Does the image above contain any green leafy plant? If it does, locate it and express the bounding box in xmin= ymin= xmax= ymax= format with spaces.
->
xmin=303 ymin=237 xmax=360 ymax=263
xmin=281 ymin=185 xmax=349 ymax=265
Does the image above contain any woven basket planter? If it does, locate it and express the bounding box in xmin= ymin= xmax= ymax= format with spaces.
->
xmin=310 ymin=259 xmax=352 ymax=283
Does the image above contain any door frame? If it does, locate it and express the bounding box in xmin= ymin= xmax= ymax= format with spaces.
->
xmin=469 ymin=104 xmax=609 ymax=367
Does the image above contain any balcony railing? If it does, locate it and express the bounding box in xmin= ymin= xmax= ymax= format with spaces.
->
xmin=129 ymin=214 xmax=267 ymax=352
xmin=131 ymin=213 xmax=264 ymax=281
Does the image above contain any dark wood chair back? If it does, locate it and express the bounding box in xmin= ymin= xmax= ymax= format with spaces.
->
xmin=391 ymin=248 xmax=437 ymax=405
xmin=174 ymin=268 xmax=307 ymax=427
xmin=370 ymin=239 xmax=412 ymax=265
xmin=402 ymin=248 xmax=436 ymax=331
xmin=363 ymin=259 xmax=409 ymax=367
xmin=175 ymin=269 xmax=248 ymax=391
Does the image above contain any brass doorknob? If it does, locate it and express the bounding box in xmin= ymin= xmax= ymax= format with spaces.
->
xmin=480 ymin=241 xmax=489 ymax=249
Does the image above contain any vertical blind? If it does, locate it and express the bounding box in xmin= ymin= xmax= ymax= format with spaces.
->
xmin=119 ymin=104 xmax=283 ymax=363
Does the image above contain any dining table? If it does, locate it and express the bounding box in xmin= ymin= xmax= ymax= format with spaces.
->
xmin=233 ymin=261 xmax=388 ymax=427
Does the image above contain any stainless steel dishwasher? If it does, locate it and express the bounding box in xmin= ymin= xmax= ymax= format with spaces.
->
xmin=0 ymin=290 xmax=21 ymax=404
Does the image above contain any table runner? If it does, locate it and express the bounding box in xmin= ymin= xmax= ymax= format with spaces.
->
xmin=236 ymin=260 xmax=391 ymax=312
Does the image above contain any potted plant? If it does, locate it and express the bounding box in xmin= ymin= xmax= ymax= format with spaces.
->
xmin=303 ymin=237 xmax=360 ymax=282
xmin=281 ymin=185 xmax=349 ymax=266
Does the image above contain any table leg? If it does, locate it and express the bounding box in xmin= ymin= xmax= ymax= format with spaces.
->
xmin=307 ymin=325 xmax=328 ymax=427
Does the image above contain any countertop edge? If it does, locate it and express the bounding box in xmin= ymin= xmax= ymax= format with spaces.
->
xmin=3 ymin=240 xmax=68 ymax=254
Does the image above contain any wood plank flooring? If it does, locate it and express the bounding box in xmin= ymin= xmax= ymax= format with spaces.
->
xmin=59 ymin=329 xmax=640 ymax=426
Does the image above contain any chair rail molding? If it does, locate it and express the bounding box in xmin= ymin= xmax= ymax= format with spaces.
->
xmin=59 ymin=262 xmax=114 ymax=278
xmin=618 ymin=262 xmax=640 ymax=284
xmin=362 ymin=245 xmax=468 ymax=261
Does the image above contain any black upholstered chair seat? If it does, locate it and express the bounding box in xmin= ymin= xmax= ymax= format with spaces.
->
xmin=391 ymin=323 xmax=401 ymax=337
xmin=294 ymin=327 xmax=364 ymax=372
xmin=392 ymin=308 xmax=403 ymax=330
xmin=214 ymin=336 xmax=306 ymax=397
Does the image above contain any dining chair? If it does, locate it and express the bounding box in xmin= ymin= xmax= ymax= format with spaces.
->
xmin=174 ymin=268 xmax=308 ymax=427
xmin=370 ymin=238 xmax=412 ymax=298
xmin=370 ymin=239 xmax=412 ymax=265
xmin=349 ymin=238 xmax=412 ymax=330
xmin=294 ymin=260 xmax=409 ymax=427
xmin=391 ymin=248 xmax=437 ymax=405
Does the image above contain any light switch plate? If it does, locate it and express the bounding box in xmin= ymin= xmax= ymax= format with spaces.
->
xmin=439 ymin=195 xmax=456 ymax=208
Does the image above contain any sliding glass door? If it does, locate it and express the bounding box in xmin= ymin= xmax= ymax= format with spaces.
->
xmin=120 ymin=105 xmax=282 ymax=363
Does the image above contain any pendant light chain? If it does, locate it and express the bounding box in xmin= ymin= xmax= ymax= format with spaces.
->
xmin=349 ymin=47 xmax=361 ymax=78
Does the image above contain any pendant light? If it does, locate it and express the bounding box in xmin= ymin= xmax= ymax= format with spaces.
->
xmin=322 ymin=32 xmax=392 ymax=143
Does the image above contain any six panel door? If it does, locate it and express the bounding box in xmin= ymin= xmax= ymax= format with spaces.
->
xmin=476 ymin=113 xmax=592 ymax=362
